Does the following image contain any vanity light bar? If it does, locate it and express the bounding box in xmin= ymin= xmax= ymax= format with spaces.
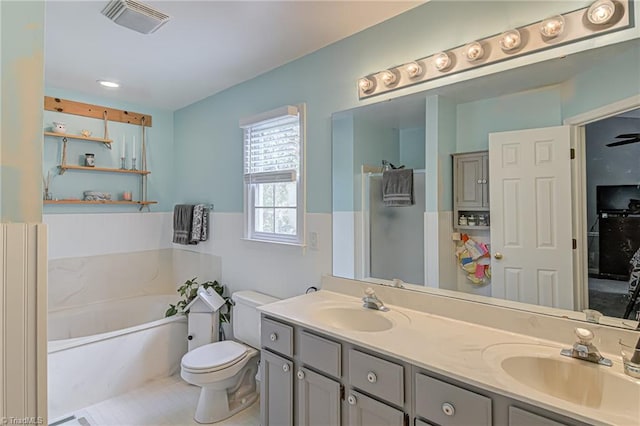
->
xmin=358 ymin=0 xmax=631 ymax=99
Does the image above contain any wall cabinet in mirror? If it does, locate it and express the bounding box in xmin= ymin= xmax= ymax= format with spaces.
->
xmin=453 ymin=151 xmax=489 ymax=230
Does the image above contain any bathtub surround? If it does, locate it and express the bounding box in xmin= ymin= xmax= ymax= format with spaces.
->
xmin=48 ymin=248 xmax=221 ymax=312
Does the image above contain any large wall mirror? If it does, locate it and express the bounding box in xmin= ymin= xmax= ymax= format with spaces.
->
xmin=332 ymin=38 xmax=640 ymax=329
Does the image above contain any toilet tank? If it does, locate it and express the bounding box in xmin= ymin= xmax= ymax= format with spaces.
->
xmin=231 ymin=290 xmax=278 ymax=348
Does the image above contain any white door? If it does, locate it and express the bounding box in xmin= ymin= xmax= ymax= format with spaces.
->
xmin=489 ymin=126 xmax=574 ymax=309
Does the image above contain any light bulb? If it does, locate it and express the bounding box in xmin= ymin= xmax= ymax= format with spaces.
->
xmin=499 ymin=29 xmax=522 ymax=52
xmin=587 ymin=0 xmax=615 ymax=24
xmin=405 ymin=62 xmax=423 ymax=78
xmin=434 ymin=52 xmax=452 ymax=71
xmin=358 ymin=77 xmax=375 ymax=93
xmin=381 ymin=70 xmax=397 ymax=87
xmin=464 ymin=42 xmax=484 ymax=62
xmin=540 ymin=15 xmax=565 ymax=38
xmin=97 ymin=80 xmax=119 ymax=88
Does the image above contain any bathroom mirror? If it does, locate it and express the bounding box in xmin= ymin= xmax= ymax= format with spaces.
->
xmin=332 ymin=38 xmax=640 ymax=329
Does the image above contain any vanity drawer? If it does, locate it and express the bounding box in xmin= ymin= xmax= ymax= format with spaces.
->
xmin=348 ymin=349 xmax=404 ymax=407
xmin=261 ymin=317 xmax=293 ymax=357
xmin=509 ymin=406 xmax=568 ymax=426
xmin=299 ymin=330 xmax=341 ymax=378
xmin=415 ymin=373 xmax=491 ymax=426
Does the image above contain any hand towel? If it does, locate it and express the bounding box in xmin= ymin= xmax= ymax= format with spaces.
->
xmin=382 ymin=168 xmax=414 ymax=206
xmin=190 ymin=204 xmax=204 ymax=244
xmin=173 ymin=204 xmax=194 ymax=245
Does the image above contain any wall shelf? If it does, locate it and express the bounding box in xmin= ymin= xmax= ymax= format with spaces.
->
xmin=44 ymin=200 xmax=157 ymax=206
xmin=44 ymin=131 xmax=112 ymax=145
xmin=58 ymin=165 xmax=150 ymax=175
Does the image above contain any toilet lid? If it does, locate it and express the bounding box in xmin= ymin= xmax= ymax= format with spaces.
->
xmin=182 ymin=341 xmax=248 ymax=372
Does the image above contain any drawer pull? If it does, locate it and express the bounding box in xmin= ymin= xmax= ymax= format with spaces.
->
xmin=297 ymin=370 xmax=305 ymax=380
xmin=366 ymin=372 xmax=377 ymax=383
xmin=282 ymin=364 xmax=290 ymax=373
xmin=270 ymin=333 xmax=278 ymax=341
xmin=347 ymin=395 xmax=357 ymax=406
xmin=442 ymin=402 xmax=455 ymax=416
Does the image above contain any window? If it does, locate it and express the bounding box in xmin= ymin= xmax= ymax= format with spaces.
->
xmin=241 ymin=105 xmax=305 ymax=245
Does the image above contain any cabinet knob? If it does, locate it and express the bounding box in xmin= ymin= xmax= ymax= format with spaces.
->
xmin=282 ymin=364 xmax=290 ymax=373
xmin=297 ymin=370 xmax=305 ymax=380
xmin=442 ymin=402 xmax=455 ymax=416
xmin=347 ymin=395 xmax=357 ymax=406
xmin=270 ymin=333 xmax=278 ymax=341
xmin=494 ymin=252 xmax=503 ymax=260
xmin=482 ymin=179 xmax=487 ymax=184
xmin=477 ymin=179 xmax=483 ymax=184
xmin=366 ymin=372 xmax=377 ymax=383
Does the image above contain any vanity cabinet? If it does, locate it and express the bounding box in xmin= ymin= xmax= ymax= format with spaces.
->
xmin=453 ymin=151 xmax=490 ymax=229
xmin=260 ymin=315 xmax=585 ymax=426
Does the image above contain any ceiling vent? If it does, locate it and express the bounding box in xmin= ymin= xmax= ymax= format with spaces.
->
xmin=101 ymin=0 xmax=170 ymax=34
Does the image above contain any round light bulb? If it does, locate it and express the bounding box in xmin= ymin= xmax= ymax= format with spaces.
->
xmin=405 ymin=62 xmax=423 ymax=78
xmin=358 ymin=77 xmax=375 ymax=93
xmin=381 ymin=70 xmax=397 ymax=87
xmin=499 ymin=29 xmax=522 ymax=52
xmin=434 ymin=52 xmax=452 ymax=71
xmin=587 ymin=0 xmax=615 ymax=24
xmin=464 ymin=42 xmax=484 ymax=62
xmin=540 ymin=15 xmax=565 ymax=38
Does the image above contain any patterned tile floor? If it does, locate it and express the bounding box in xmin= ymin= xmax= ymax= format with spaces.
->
xmin=54 ymin=375 xmax=260 ymax=426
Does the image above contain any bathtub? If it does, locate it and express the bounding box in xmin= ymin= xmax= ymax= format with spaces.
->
xmin=48 ymin=294 xmax=188 ymax=421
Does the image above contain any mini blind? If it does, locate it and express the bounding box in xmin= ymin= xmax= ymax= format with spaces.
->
xmin=242 ymin=106 xmax=300 ymax=184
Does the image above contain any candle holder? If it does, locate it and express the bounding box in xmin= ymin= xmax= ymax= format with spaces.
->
xmin=120 ymin=157 xmax=126 ymax=170
xmin=131 ymin=158 xmax=137 ymax=171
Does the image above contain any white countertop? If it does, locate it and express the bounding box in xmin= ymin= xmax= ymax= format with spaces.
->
xmin=259 ymin=290 xmax=640 ymax=426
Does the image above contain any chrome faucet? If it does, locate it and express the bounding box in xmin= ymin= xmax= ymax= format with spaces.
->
xmin=362 ymin=287 xmax=388 ymax=311
xmin=560 ymin=328 xmax=612 ymax=367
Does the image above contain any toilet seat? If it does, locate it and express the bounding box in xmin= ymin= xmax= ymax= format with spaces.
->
xmin=181 ymin=340 xmax=248 ymax=374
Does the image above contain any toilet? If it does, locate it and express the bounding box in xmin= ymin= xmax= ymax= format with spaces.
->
xmin=181 ymin=290 xmax=278 ymax=424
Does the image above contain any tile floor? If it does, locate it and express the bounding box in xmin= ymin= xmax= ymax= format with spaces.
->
xmin=56 ymin=375 xmax=260 ymax=426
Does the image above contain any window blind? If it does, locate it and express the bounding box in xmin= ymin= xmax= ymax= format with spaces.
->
xmin=243 ymin=113 xmax=300 ymax=184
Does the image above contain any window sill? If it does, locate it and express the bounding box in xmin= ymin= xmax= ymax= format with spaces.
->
xmin=241 ymin=237 xmax=306 ymax=248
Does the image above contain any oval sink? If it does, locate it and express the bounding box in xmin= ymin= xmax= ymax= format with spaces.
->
xmin=310 ymin=305 xmax=409 ymax=332
xmin=482 ymin=343 xmax=640 ymax=420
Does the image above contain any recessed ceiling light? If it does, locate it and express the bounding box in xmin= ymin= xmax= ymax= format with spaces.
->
xmin=98 ymin=80 xmax=120 ymax=88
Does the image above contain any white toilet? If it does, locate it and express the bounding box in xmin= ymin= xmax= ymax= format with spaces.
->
xmin=180 ymin=290 xmax=277 ymax=424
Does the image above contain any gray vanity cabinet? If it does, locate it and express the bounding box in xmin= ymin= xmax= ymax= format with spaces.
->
xmin=347 ymin=389 xmax=406 ymax=426
xmin=260 ymin=315 xmax=585 ymax=426
xmin=260 ymin=349 xmax=293 ymax=426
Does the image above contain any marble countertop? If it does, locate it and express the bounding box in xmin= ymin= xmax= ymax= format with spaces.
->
xmin=258 ymin=290 xmax=640 ymax=426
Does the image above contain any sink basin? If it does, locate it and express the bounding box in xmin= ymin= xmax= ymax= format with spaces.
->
xmin=482 ymin=343 xmax=640 ymax=420
xmin=309 ymin=305 xmax=409 ymax=332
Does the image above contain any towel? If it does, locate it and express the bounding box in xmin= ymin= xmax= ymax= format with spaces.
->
xmin=629 ymin=247 xmax=640 ymax=295
xmin=382 ymin=168 xmax=414 ymax=206
xmin=173 ymin=204 xmax=194 ymax=244
xmin=190 ymin=204 xmax=209 ymax=243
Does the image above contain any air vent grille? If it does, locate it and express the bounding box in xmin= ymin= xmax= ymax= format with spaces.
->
xmin=101 ymin=0 xmax=170 ymax=34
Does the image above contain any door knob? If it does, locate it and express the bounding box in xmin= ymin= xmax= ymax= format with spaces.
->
xmin=494 ymin=252 xmax=503 ymax=259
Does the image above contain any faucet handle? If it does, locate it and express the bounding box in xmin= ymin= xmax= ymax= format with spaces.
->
xmin=365 ymin=287 xmax=376 ymax=297
xmin=575 ymin=327 xmax=594 ymax=344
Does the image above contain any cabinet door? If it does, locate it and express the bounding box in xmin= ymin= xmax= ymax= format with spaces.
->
xmin=456 ymin=155 xmax=484 ymax=208
xmin=347 ymin=389 xmax=405 ymax=426
xmin=261 ymin=350 xmax=293 ymax=426
xmin=297 ymin=367 xmax=341 ymax=426
xmin=482 ymin=153 xmax=489 ymax=207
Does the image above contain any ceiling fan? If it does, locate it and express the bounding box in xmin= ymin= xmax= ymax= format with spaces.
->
xmin=606 ymin=133 xmax=640 ymax=147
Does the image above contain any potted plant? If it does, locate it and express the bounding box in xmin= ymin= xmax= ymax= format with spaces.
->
xmin=165 ymin=278 xmax=234 ymax=331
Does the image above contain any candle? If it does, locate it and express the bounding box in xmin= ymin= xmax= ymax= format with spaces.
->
xmin=132 ymin=136 xmax=136 ymax=160
xmin=121 ymin=135 xmax=126 ymax=158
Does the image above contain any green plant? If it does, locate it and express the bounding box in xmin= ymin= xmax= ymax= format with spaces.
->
xmin=165 ymin=277 xmax=233 ymax=323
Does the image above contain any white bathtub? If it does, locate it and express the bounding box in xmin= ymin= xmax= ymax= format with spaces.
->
xmin=48 ymin=295 xmax=188 ymax=421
